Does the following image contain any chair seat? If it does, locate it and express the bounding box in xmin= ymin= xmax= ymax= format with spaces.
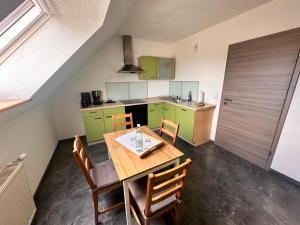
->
xmin=90 ymin=160 xmax=120 ymax=190
xmin=128 ymin=178 xmax=177 ymax=215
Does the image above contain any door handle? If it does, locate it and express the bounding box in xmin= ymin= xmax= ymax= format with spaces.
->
xmin=223 ymin=99 xmax=232 ymax=105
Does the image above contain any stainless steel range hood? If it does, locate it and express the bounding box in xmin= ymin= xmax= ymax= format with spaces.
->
xmin=118 ymin=35 xmax=143 ymax=73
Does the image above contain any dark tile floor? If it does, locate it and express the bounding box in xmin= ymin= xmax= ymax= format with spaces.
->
xmin=32 ymin=136 xmax=300 ymax=225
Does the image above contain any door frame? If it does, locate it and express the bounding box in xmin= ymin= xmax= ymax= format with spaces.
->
xmin=265 ymin=51 xmax=300 ymax=169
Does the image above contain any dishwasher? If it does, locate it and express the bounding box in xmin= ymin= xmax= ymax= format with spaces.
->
xmin=125 ymin=104 xmax=148 ymax=128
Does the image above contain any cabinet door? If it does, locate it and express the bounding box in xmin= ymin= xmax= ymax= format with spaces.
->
xmin=139 ymin=56 xmax=158 ymax=79
xmin=103 ymin=107 xmax=126 ymax=132
xmin=104 ymin=114 xmax=126 ymax=133
xmin=171 ymin=58 xmax=176 ymax=80
xmin=148 ymin=108 xmax=164 ymax=129
xmin=163 ymin=103 xmax=176 ymax=122
xmin=176 ymin=106 xmax=195 ymax=142
xmin=83 ymin=116 xmax=105 ymax=143
xmin=157 ymin=58 xmax=172 ymax=80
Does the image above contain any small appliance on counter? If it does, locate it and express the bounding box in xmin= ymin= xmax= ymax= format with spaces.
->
xmin=80 ymin=92 xmax=92 ymax=108
xmin=92 ymin=91 xmax=103 ymax=105
xmin=105 ymin=99 xmax=116 ymax=104
xmin=196 ymin=91 xmax=205 ymax=107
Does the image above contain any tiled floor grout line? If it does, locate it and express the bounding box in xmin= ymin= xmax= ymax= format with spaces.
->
xmin=57 ymin=161 xmax=72 ymax=225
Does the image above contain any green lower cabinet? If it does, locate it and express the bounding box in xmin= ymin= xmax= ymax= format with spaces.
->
xmin=175 ymin=106 xmax=195 ymax=142
xmin=163 ymin=103 xmax=176 ymax=122
xmin=83 ymin=115 xmax=105 ymax=143
xmin=103 ymin=114 xmax=126 ymax=133
xmin=148 ymin=108 xmax=164 ymax=129
xmin=103 ymin=107 xmax=126 ymax=133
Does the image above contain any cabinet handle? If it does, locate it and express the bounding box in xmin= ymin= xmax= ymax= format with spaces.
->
xmin=89 ymin=111 xmax=97 ymax=114
xmin=105 ymin=115 xmax=112 ymax=118
xmin=224 ymin=99 xmax=232 ymax=102
xmin=149 ymin=110 xmax=155 ymax=112
xmin=95 ymin=117 xmax=102 ymax=120
xmin=181 ymin=108 xmax=187 ymax=111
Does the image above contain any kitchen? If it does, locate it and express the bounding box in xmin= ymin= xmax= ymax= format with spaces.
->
xmin=79 ymin=37 xmax=215 ymax=145
xmin=1 ymin=0 xmax=300 ymax=225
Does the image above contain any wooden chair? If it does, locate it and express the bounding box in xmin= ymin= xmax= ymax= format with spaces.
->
xmin=159 ymin=119 xmax=179 ymax=146
xmin=73 ymin=135 xmax=124 ymax=225
xmin=112 ymin=113 xmax=134 ymax=131
xmin=129 ymin=159 xmax=192 ymax=225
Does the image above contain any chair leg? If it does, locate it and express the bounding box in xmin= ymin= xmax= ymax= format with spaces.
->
xmin=175 ymin=204 xmax=182 ymax=225
xmin=144 ymin=218 xmax=150 ymax=225
xmin=92 ymin=191 xmax=99 ymax=225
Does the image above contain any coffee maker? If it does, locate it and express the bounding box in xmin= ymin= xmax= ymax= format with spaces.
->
xmin=92 ymin=91 xmax=103 ymax=105
xmin=80 ymin=92 xmax=91 ymax=108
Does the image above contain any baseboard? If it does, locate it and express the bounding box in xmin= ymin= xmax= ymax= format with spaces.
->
xmin=209 ymin=139 xmax=215 ymax=144
xmin=270 ymin=169 xmax=300 ymax=186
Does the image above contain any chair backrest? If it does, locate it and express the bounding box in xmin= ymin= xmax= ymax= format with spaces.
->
xmin=73 ymin=135 xmax=96 ymax=189
xmin=144 ymin=158 xmax=192 ymax=216
xmin=159 ymin=119 xmax=179 ymax=146
xmin=112 ymin=113 xmax=134 ymax=131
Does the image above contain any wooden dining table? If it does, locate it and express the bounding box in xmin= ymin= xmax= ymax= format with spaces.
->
xmin=104 ymin=126 xmax=184 ymax=225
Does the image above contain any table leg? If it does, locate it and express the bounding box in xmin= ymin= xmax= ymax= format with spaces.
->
xmin=123 ymin=180 xmax=132 ymax=225
xmin=175 ymin=158 xmax=180 ymax=167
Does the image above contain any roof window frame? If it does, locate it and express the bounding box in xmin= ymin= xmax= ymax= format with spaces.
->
xmin=0 ymin=0 xmax=55 ymax=64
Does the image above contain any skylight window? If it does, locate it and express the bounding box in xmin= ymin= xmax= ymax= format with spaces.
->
xmin=0 ymin=0 xmax=54 ymax=63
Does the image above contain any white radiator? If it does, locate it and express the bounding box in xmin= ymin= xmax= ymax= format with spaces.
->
xmin=0 ymin=161 xmax=36 ymax=225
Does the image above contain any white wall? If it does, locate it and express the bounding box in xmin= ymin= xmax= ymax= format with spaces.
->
xmin=173 ymin=0 xmax=300 ymax=181
xmin=51 ymin=36 xmax=174 ymax=139
xmin=271 ymin=78 xmax=300 ymax=181
xmin=174 ymin=0 xmax=300 ymax=140
xmin=0 ymin=103 xmax=58 ymax=192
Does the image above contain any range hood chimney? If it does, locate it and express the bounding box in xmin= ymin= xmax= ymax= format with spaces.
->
xmin=118 ymin=35 xmax=143 ymax=73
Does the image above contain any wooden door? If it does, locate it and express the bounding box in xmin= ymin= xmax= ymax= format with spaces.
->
xmin=216 ymin=28 xmax=300 ymax=169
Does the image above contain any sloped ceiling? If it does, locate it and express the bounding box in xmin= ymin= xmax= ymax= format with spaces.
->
xmin=0 ymin=0 xmax=111 ymax=99
xmin=118 ymin=0 xmax=272 ymax=42
xmin=0 ymin=0 xmax=135 ymax=125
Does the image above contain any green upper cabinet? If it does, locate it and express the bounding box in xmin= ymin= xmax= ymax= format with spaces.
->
xmin=175 ymin=106 xmax=195 ymax=142
xmin=138 ymin=56 xmax=158 ymax=80
xmin=82 ymin=109 xmax=105 ymax=143
xmin=139 ymin=56 xmax=175 ymax=80
xmin=103 ymin=107 xmax=126 ymax=133
xmin=157 ymin=57 xmax=175 ymax=80
xmin=148 ymin=103 xmax=164 ymax=129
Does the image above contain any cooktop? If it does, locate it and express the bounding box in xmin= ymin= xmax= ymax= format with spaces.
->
xmin=120 ymin=99 xmax=145 ymax=104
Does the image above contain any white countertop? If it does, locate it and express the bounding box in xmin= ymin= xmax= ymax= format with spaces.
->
xmin=80 ymin=97 xmax=216 ymax=112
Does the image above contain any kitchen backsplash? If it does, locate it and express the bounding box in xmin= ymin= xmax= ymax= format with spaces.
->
xmin=106 ymin=82 xmax=148 ymax=100
xmin=169 ymin=81 xmax=199 ymax=101
xmin=106 ymin=81 xmax=199 ymax=101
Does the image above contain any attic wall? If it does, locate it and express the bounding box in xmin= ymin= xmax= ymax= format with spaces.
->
xmin=0 ymin=103 xmax=58 ymax=192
